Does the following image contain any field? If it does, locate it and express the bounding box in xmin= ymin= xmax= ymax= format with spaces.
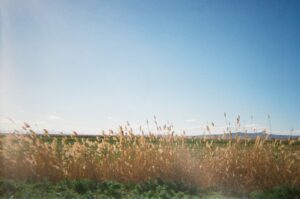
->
xmin=1 ymin=123 xmax=300 ymax=198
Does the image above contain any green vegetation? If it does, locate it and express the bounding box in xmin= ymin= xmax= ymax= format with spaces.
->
xmin=0 ymin=179 xmax=227 ymax=199
xmin=1 ymin=179 xmax=300 ymax=199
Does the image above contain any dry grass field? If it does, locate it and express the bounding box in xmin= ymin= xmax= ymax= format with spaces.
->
xmin=1 ymin=122 xmax=300 ymax=198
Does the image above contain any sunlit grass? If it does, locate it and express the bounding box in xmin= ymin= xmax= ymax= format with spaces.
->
xmin=1 ymin=120 xmax=300 ymax=196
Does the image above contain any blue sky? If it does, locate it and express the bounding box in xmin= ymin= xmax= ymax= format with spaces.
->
xmin=1 ymin=0 xmax=299 ymax=134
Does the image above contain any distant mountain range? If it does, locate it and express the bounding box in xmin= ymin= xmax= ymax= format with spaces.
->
xmin=191 ymin=132 xmax=300 ymax=140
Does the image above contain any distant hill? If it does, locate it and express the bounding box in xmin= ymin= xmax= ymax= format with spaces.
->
xmin=190 ymin=132 xmax=300 ymax=140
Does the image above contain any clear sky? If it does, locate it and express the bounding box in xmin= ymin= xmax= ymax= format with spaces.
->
xmin=1 ymin=0 xmax=299 ymax=134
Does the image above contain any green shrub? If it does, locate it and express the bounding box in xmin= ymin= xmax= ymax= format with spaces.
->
xmin=250 ymin=186 xmax=300 ymax=199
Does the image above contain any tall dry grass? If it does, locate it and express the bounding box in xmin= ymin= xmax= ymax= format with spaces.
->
xmin=0 ymin=123 xmax=300 ymax=193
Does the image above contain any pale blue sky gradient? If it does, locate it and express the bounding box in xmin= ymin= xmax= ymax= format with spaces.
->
xmin=1 ymin=0 xmax=299 ymax=134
